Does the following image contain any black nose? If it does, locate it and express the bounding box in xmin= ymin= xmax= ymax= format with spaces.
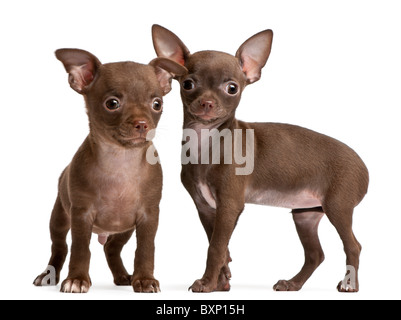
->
xmin=133 ymin=120 xmax=149 ymax=134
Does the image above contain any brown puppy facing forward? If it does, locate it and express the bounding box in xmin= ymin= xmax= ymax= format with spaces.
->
xmin=152 ymin=25 xmax=369 ymax=293
xmin=33 ymin=49 xmax=186 ymax=293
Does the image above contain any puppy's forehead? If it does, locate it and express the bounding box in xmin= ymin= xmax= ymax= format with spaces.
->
xmin=99 ymin=62 xmax=161 ymax=94
xmin=187 ymin=51 xmax=244 ymax=80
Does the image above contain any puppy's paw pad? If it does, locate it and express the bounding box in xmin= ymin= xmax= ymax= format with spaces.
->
xmin=61 ymin=278 xmax=90 ymax=293
xmin=132 ymin=279 xmax=160 ymax=293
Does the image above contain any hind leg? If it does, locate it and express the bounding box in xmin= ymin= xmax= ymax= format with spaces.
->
xmin=104 ymin=230 xmax=134 ymax=285
xmin=274 ymin=209 xmax=325 ymax=291
xmin=325 ymin=206 xmax=361 ymax=292
xmin=33 ymin=196 xmax=70 ymax=286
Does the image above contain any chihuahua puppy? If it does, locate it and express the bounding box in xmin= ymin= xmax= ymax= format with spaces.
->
xmin=152 ymin=25 xmax=369 ymax=292
xmin=33 ymin=48 xmax=186 ymax=293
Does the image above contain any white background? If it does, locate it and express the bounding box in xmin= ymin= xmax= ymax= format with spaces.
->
xmin=1 ymin=0 xmax=400 ymax=300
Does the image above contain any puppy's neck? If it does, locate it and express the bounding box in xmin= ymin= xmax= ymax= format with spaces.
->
xmin=88 ymin=133 xmax=148 ymax=170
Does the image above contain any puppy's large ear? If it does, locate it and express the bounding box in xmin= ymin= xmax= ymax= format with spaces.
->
xmin=152 ymin=24 xmax=190 ymax=66
xmin=150 ymin=57 xmax=188 ymax=95
xmin=55 ymin=49 xmax=101 ymax=94
xmin=236 ymin=30 xmax=273 ymax=84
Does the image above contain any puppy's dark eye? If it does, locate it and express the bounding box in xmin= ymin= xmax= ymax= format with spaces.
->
xmin=226 ymin=82 xmax=239 ymax=95
xmin=105 ymin=98 xmax=121 ymax=111
xmin=152 ymin=98 xmax=163 ymax=112
xmin=182 ymin=79 xmax=195 ymax=91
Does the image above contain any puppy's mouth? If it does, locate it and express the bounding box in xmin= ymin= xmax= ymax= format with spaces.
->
xmin=115 ymin=132 xmax=150 ymax=147
xmin=188 ymin=107 xmax=226 ymax=125
xmin=124 ymin=136 xmax=148 ymax=143
xmin=117 ymin=136 xmax=149 ymax=148
xmin=192 ymin=112 xmax=220 ymax=123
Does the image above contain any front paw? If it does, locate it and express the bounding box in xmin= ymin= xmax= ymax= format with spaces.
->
xmin=33 ymin=265 xmax=58 ymax=286
xmin=189 ymin=278 xmax=216 ymax=293
xmin=337 ymin=280 xmax=358 ymax=293
xmin=273 ymin=280 xmax=302 ymax=291
xmin=132 ymin=279 xmax=160 ymax=293
xmin=114 ymin=274 xmax=133 ymax=286
xmin=60 ymin=278 xmax=91 ymax=293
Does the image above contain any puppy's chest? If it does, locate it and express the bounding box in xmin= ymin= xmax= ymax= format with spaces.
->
xmin=96 ymin=173 xmax=140 ymax=212
xmin=91 ymin=164 xmax=143 ymax=232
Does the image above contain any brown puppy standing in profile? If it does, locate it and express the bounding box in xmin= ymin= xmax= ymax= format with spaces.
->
xmin=33 ymin=48 xmax=186 ymax=293
xmin=152 ymin=25 xmax=369 ymax=293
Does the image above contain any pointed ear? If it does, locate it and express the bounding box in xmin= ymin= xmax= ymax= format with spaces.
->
xmin=150 ymin=57 xmax=188 ymax=95
xmin=152 ymin=24 xmax=190 ymax=66
xmin=236 ymin=30 xmax=273 ymax=84
xmin=55 ymin=49 xmax=101 ymax=94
